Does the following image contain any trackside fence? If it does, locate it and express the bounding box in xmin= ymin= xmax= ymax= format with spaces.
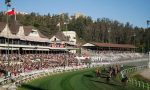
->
xmin=121 ymin=65 xmax=150 ymax=90
xmin=0 ymin=65 xmax=91 ymax=90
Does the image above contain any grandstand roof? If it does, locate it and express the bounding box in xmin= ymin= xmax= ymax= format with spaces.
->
xmin=0 ymin=21 xmax=47 ymax=37
xmin=83 ymin=42 xmax=136 ymax=49
xmin=23 ymin=26 xmax=33 ymax=36
xmin=50 ymin=31 xmax=68 ymax=41
xmin=9 ymin=21 xmax=21 ymax=34
xmin=0 ymin=22 xmax=6 ymax=33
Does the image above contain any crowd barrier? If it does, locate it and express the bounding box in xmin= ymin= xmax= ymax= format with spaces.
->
xmin=0 ymin=65 xmax=93 ymax=90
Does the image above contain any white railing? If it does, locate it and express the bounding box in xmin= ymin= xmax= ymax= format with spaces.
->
xmin=0 ymin=65 xmax=90 ymax=89
xmin=121 ymin=65 xmax=150 ymax=90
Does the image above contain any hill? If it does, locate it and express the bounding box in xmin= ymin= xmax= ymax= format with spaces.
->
xmin=0 ymin=12 xmax=150 ymax=52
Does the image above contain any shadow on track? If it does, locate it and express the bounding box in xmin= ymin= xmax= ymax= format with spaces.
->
xmin=90 ymin=79 xmax=121 ymax=86
xmin=83 ymin=74 xmax=94 ymax=78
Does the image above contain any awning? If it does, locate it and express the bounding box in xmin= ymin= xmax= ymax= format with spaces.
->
xmin=22 ymin=48 xmax=49 ymax=51
xmin=0 ymin=47 xmax=19 ymax=50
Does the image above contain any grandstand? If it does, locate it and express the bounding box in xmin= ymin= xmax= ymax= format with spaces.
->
xmin=0 ymin=21 xmax=78 ymax=79
xmin=81 ymin=42 xmax=143 ymax=63
xmin=0 ymin=21 xmax=145 ymax=89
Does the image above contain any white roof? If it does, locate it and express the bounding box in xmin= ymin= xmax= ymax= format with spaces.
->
xmin=24 ymin=36 xmax=49 ymax=42
xmin=82 ymin=43 xmax=95 ymax=46
xmin=16 ymin=26 xmax=25 ymax=36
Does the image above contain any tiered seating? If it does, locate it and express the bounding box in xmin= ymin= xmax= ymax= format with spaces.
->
xmin=0 ymin=53 xmax=77 ymax=79
xmin=81 ymin=49 xmax=144 ymax=63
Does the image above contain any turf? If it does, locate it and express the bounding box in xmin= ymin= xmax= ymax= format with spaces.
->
xmin=17 ymin=68 xmax=144 ymax=90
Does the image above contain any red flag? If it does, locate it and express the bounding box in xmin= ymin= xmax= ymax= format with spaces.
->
xmin=6 ymin=8 xmax=15 ymax=15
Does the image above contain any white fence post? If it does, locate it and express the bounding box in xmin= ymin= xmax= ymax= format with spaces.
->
xmin=147 ymin=83 xmax=149 ymax=90
xmin=148 ymin=51 xmax=150 ymax=68
xmin=131 ymin=78 xmax=134 ymax=85
xmin=142 ymin=82 xmax=145 ymax=89
xmin=138 ymin=81 xmax=140 ymax=87
xmin=135 ymin=80 xmax=137 ymax=86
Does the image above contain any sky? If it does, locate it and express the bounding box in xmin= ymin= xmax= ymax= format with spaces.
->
xmin=0 ymin=0 xmax=150 ymax=28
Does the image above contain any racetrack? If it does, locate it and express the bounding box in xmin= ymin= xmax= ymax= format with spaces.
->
xmin=17 ymin=68 xmax=144 ymax=90
xmin=136 ymin=68 xmax=150 ymax=82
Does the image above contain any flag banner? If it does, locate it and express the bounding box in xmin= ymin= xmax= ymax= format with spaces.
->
xmin=6 ymin=8 xmax=15 ymax=15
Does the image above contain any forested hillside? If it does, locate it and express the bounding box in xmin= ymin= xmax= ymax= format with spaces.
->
xmin=0 ymin=12 xmax=150 ymax=52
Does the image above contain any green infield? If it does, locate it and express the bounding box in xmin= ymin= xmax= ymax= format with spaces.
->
xmin=17 ymin=68 xmax=144 ymax=90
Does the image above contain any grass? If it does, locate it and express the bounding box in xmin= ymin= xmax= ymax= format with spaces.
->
xmin=17 ymin=68 xmax=144 ymax=90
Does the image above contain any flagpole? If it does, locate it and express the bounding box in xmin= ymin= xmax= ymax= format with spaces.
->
xmin=147 ymin=20 xmax=150 ymax=53
xmin=15 ymin=11 xmax=16 ymax=21
xmin=147 ymin=20 xmax=149 ymax=28
xmin=5 ymin=0 xmax=10 ymax=66
xmin=147 ymin=21 xmax=150 ymax=68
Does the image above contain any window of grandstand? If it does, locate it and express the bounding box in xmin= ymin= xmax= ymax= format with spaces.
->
xmin=54 ymin=38 xmax=57 ymax=41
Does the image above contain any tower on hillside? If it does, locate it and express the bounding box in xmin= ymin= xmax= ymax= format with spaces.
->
xmin=75 ymin=12 xmax=83 ymax=19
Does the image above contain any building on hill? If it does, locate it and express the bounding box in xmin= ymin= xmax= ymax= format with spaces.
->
xmin=74 ymin=12 xmax=83 ymax=19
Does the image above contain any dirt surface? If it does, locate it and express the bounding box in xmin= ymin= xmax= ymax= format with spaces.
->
xmin=138 ymin=69 xmax=150 ymax=81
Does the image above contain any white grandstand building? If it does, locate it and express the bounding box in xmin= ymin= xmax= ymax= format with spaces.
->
xmin=0 ymin=21 xmax=77 ymax=54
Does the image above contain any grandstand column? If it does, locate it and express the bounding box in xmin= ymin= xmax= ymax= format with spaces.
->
xmin=24 ymin=48 xmax=26 ymax=54
xmin=65 ymin=49 xmax=69 ymax=67
xmin=133 ymin=33 xmax=136 ymax=52
xmin=18 ymin=47 xmax=20 ymax=61
xmin=131 ymin=33 xmax=136 ymax=52
xmin=0 ymin=49 xmax=2 ymax=55
xmin=147 ymin=20 xmax=150 ymax=53
xmin=108 ymin=27 xmax=111 ymax=51
xmin=48 ymin=49 xmax=49 ymax=55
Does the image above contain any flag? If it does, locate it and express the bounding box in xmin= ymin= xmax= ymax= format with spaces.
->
xmin=5 ymin=0 xmax=11 ymax=7
xmin=6 ymin=8 xmax=15 ymax=16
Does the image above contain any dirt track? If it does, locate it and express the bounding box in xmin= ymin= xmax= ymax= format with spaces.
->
xmin=139 ymin=69 xmax=150 ymax=81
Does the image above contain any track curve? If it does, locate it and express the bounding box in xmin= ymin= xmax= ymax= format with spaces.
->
xmin=18 ymin=68 xmax=144 ymax=90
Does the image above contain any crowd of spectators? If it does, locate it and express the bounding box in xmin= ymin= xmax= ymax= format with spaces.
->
xmin=0 ymin=49 xmax=145 ymax=79
xmin=0 ymin=53 xmax=77 ymax=79
xmin=81 ymin=49 xmax=144 ymax=63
